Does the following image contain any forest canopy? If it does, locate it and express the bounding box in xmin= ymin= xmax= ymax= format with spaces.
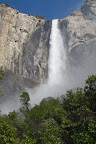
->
xmin=0 ymin=75 xmax=96 ymax=143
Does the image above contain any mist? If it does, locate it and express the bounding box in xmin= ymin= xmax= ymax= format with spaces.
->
xmin=0 ymin=19 xmax=96 ymax=114
xmin=24 ymin=19 xmax=96 ymax=108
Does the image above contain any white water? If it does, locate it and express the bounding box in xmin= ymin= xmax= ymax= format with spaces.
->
xmin=1 ymin=19 xmax=96 ymax=114
xmin=28 ymin=19 xmax=67 ymax=105
xmin=0 ymin=19 xmax=67 ymax=114
xmin=48 ymin=19 xmax=66 ymax=86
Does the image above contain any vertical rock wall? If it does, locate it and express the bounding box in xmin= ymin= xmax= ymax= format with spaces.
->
xmin=0 ymin=4 xmax=51 ymax=83
xmin=1 ymin=0 xmax=96 ymax=98
xmin=0 ymin=4 xmax=51 ymax=98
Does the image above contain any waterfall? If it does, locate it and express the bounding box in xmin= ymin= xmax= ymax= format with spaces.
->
xmin=1 ymin=19 xmax=96 ymax=114
xmin=0 ymin=19 xmax=67 ymax=114
xmin=29 ymin=19 xmax=67 ymax=105
xmin=28 ymin=19 xmax=67 ymax=105
xmin=48 ymin=19 xmax=66 ymax=86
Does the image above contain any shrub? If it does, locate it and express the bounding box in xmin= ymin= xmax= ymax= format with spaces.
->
xmin=20 ymin=92 xmax=30 ymax=110
xmin=5 ymin=3 xmax=10 ymax=7
xmin=35 ymin=14 xmax=46 ymax=20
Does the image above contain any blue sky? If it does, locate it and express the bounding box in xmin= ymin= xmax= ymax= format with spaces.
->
xmin=0 ymin=0 xmax=84 ymax=20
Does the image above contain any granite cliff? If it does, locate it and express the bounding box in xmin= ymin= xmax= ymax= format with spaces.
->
xmin=0 ymin=4 xmax=51 ymax=97
xmin=0 ymin=0 xmax=96 ymax=98
xmin=59 ymin=0 xmax=96 ymax=64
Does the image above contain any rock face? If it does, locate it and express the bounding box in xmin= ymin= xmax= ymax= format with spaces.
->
xmin=59 ymin=0 xmax=96 ymax=68
xmin=0 ymin=0 xmax=96 ymax=98
xmin=0 ymin=4 xmax=51 ymax=97
xmin=0 ymin=4 xmax=51 ymax=82
xmin=22 ymin=21 xmax=51 ymax=82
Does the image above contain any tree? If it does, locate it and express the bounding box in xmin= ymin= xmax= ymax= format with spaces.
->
xmin=5 ymin=3 xmax=10 ymax=7
xmin=0 ymin=118 xmax=19 ymax=143
xmin=0 ymin=70 xmax=4 ymax=80
xmin=35 ymin=14 xmax=46 ymax=20
xmin=62 ymin=88 xmax=84 ymax=112
xmin=37 ymin=118 xmax=63 ymax=144
xmin=0 ymin=70 xmax=4 ymax=96
xmin=84 ymin=75 xmax=96 ymax=111
xmin=85 ymin=75 xmax=96 ymax=91
xmin=20 ymin=92 xmax=30 ymax=110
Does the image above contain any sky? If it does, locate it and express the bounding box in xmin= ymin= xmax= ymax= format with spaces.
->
xmin=0 ymin=0 xmax=84 ymax=20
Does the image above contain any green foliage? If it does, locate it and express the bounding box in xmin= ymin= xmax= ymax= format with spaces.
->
xmin=20 ymin=92 xmax=30 ymax=110
xmin=22 ymin=98 xmax=61 ymax=138
xmin=8 ymin=110 xmax=17 ymax=120
xmin=35 ymin=14 xmax=46 ymax=20
xmin=0 ymin=70 xmax=5 ymax=97
xmin=85 ymin=75 xmax=96 ymax=90
xmin=84 ymin=75 xmax=96 ymax=111
xmin=38 ymin=118 xmax=63 ymax=144
xmin=0 ymin=92 xmax=2 ymax=97
xmin=0 ymin=117 xmax=19 ymax=143
xmin=5 ymin=3 xmax=10 ymax=7
xmin=0 ymin=75 xmax=96 ymax=143
xmin=0 ymin=70 xmax=4 ymax=80
xmin=62 ymin=88 xmax=84 ymax=112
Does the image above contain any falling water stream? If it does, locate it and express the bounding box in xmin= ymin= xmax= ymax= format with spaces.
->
xmin=28 ymin=19 xmax=67 ymax=105
xmin=1 ymin=18 xmax=95 ymax=114
xmin=0 ymin=19 xmax=67 ymax=114
xmin=48 ymin=19 xmax=66 ymax=86
xmin=27 ymin=19 xmax=67 ymax=107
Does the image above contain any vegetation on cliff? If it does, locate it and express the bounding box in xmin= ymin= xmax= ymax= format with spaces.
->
xmin=4 ymin=3 xmax=10 ymax=7
xmin=35 ymin=14 xmax=46 ymax=20
xmin=0 ymin=70 xmax=5 ymax=97
xmin=0 ymin=75 xmax=96 ymax=143
xmin=0 ymin=3 xmax=10 ymax=7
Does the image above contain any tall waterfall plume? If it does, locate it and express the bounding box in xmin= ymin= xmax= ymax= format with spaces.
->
xmin=29 ymin=19 xmax=67 ymax=106
xmin=48 ymin=19 xmax=66 ymax=86
xmin=0 ymin=19 xmax=67 ymax=114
